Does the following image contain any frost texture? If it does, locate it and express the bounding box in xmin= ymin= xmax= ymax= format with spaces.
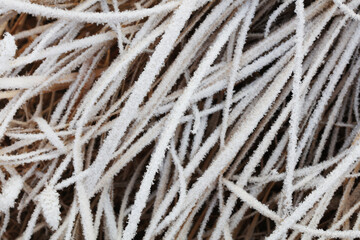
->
xmin=0 ymin=176 xmax=23 ymax=212
xmin=37 ymin=186 xmax=61 ymax=231
xmin=0 ymin=32 xmax=16 ymax=74
xmin=1 ymin=0 xmax=360 ymax=239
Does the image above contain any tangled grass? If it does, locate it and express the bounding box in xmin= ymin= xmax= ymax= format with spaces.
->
xmin=1 ymin=0 xmax=360 ymax=239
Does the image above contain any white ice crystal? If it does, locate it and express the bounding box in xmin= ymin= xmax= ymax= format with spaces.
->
xmin=0 ymin=32 xmax=16 ymax=74
xmin=0 ymin=176 xmax=23 ymax=212
xmin=37 ymin=186 xmax=61 ymax=230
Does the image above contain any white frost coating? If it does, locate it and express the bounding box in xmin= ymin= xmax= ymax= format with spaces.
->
xmin=0 ymin=176 xmax=23 ymax=212
xmin=0 ymin=32 xmax=16 ymax=74
xmin=34 ymin=117 xmax=66 ymax=152
xmin=37 ymin=186 xmax=61 ymax=230
xmin=0 ymin=0 xmax=179 ymax=24
xmin=283 ymin=0 xmax=308 ymax=217
xmin=128 ymin=5 xmax=250 ymax=237
xmin=1 ymin=0 xmax=360 ymax=239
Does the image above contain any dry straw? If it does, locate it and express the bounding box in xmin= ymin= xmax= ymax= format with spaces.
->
xmin=1 ymin=0 xmax=360 ymax=239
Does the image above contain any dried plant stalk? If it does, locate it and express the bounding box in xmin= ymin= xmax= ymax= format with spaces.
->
xmin=1 ymin=0 xmax=360 ymax=239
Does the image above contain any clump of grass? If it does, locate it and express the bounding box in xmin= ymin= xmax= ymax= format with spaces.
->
xmin=1 ymin=0 xmax=360 ymax=239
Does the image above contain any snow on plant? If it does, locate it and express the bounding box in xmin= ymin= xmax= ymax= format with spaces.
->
xmin=1 ymin=0 xmax=360 ymax=239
